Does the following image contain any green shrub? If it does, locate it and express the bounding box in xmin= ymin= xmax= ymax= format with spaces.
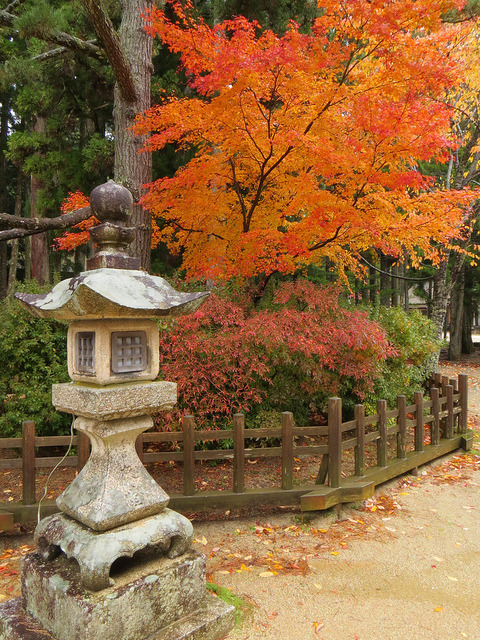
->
xmin=0 ymin=284 xmax=70 ymax=437
xmin=369 ymin=305 xmax=442 ymax=408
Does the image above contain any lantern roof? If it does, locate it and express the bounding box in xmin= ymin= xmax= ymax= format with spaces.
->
xmin=16 ymin=268 xmax=209 ymax=320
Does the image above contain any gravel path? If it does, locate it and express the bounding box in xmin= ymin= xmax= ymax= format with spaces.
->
xmin=195 ymin=465 xmax=480 ymax=640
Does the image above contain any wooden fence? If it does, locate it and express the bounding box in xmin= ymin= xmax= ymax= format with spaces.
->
xmin=0 ymin=373 xmax=473 ymax=529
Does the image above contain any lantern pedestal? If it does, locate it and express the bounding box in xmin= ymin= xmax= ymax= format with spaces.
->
xmin=56 ymin=414 xmax=170 ymax=531
xmin=52 ymin=380 xmax=178 ymax=531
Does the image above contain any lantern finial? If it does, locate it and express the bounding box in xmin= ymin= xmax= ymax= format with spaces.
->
xmin=87 ymin=180 xmax=140 ymax=270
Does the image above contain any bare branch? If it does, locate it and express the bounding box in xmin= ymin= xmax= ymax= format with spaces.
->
xmin=167 ymin=220 xmax=225 ymax=241
xmin=31 ymin=41 xmax=99 ymax=63
xmin=308 ymin=226 xmax=343 ymax=252
xmin=31 ymin=46 xmax=67 ymax=62
xmin=0 ymin=206 xmax=93 ymax=242
xmin=5 ymin=0 xmax=25 ymax=12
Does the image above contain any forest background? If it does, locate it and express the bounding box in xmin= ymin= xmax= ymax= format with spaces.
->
xmin=1 ymin=0 xmax=480 ymax=439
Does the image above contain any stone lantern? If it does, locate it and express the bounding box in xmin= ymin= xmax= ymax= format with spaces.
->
xmin=0 ymin=181 xmax=234 ymax=640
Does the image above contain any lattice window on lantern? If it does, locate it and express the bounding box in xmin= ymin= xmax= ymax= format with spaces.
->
xmin=76 ymin=332 xmax=95 ymax=373
xmin=111 ymin=331 xmax=148 ymax=374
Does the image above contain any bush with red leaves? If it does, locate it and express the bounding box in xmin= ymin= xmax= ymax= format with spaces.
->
xmin=156 ymin=281 xmax=394 ymax=429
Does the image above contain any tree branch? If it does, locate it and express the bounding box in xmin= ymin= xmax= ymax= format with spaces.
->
xmin=6 ymin=0 xmax=25 ymax=12
xmin=81 ymin=0 xmax=137 ymax=103
xmin=31 ymin=41 xmax=99 ymax=63
xmin=168 ymin=220 xmax=225 ymax=241
xmin=308 ymin=226 xmax=343 ymax=252
xmin=0 ymin=9 xmax=106 ymax=61
xmin=31 ymin=46 xmax=67 ymax=62
xmin=0 ymin=206 xmax=92 ymax=241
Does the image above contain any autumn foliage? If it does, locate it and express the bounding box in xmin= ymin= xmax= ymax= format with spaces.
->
xmin=54 ymin=191 xmax=96 ymax=252
xmin=137 ymin=0 xmax=477 ymax=280
xmin=156 ymin=282 xmax=393 ymax=428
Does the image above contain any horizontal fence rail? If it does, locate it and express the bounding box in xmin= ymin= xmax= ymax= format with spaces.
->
xmin=0 ymin=373 xmax=473 ymax=527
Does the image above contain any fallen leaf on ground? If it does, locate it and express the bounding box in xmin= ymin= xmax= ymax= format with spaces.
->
xmin=236 ymin=563 xmax=252 ymax=573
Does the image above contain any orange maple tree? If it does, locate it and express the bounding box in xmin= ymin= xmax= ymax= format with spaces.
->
xmin=134 ymin=0 xmax=477 ymax=280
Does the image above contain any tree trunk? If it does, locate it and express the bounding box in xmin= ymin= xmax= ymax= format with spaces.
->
xmin=369 ymin=262 xmax=377 ymax=304
xmin=448 ymin=265 xmax=465 ymax=360
xmin=0 ymin=91 xmax=9 ymax=299
xmin=391 ymin=263 xmax=400 ymax=307
xmin=30 ymin=178 xmax=50 ymax=285
xmin=0 ymin=242 xmax=7 ymax=299
xmin=462 ymin=305 xmax=475 ymax=354
xmin=427 ymin=257 xmax=451 ymax=370
xmin=29 ymin=116 xmax=50 ymax=285
xmin=380 ymin=254 xmax=391 ymax=307
xmin=114 ymin=0 xmax=153 ymax=271
xmin=428 ymin=243 xmax=468 ymax=370
xmin=6 ymin=168 xmax=23 ymax=295
xmin=430 ymin=256 xmax=452 ymax=340
xmin=7 ymin=239 xmax=19 ymax=294
xmin=402 ymin=263 xmax=410 ymax=313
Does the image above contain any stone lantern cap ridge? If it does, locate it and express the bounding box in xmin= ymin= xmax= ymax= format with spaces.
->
xmin=15 ymin=268 xmax=210 ymax=320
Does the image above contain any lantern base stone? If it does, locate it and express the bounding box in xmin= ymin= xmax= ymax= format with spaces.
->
xmin=34 ymin=510 xmax=194 ymax=591
xmin=0 ymin=551 xmax=234 ymax=640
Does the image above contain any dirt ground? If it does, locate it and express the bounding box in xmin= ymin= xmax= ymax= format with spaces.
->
xmin=1 ymin=353 xmax=480 ymax=639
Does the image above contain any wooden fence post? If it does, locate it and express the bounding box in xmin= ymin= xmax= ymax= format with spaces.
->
xmin=328 ymin=398 xmax=342 ymax=488
xmin=458 ymin=374 xmax=468 ymax=434
xmin=22 ymin=421 xmax=36 ymax=506
xmin=441 ymin=375 xmax=449 ymax=395
xmin=431 ymin=387 xmax=440 ymax=446
xmin=414 ymin=391 xmax=424 ymax=452
xmin=397 ymin=396 xmax=407 ymax=459
xmin=77 ymin=431 xmax=90 ymax=472
xmin=446 ymin=385 xmax=454 ymax=439
xmin=182 ymin=415 xmax=196 ymax=496
xmin=233 ymin=413 xmax=245 ymax=493
xmin=281 ymin=412 xmax=294 ymax=490
xmin=354 ymin=404 xmax=365 ymax=477
xmin=377 ymin=399 xmax=387 ymax=467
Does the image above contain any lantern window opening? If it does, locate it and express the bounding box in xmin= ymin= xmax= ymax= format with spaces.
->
xmin=76 ymin=332 xmax=96 ymax=374
xmin=111 ymin=331 xmax=148 ymax=373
